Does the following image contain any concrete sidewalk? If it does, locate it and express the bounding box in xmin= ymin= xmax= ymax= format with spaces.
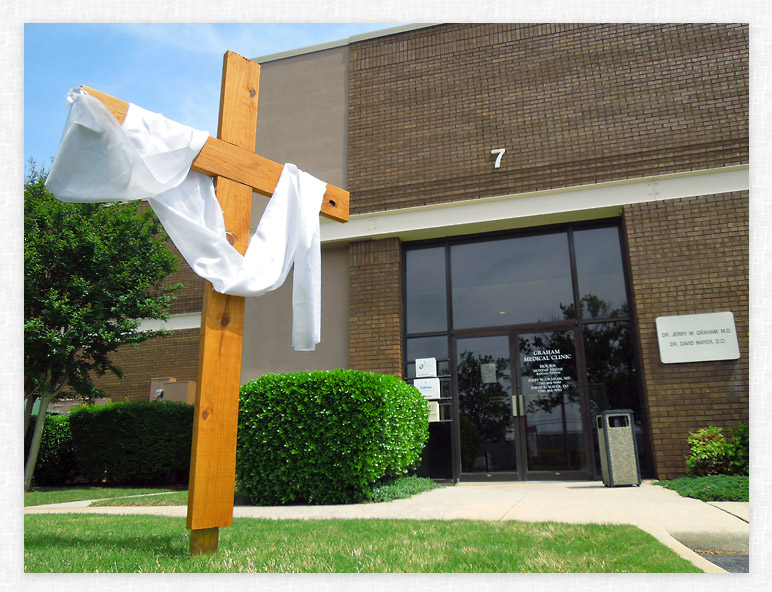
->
xmin=25 ymin=480 xmax=749 ymax=573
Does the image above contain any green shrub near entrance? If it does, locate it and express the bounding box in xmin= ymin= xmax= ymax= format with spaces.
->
xmin=236 ymin=369 xmax=429 ymax=505
xmin=686 ymin=426 xmax=728 ymax=476
xmin=725 ymin=422 xmax=749 ymax=476
xmin=685 ymin=422 xmax=749 ymax=477
xmin=656 ymin=421 xmax=749 ymax=502
xmin=68 ymin=401 xmax=193 ymax=485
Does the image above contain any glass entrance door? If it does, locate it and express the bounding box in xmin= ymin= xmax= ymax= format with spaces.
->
xmin=455 ymin=335 xmax=518 ymax=475
xmin=408 ymin=223 xmax=645 ymax=481
xmin=516 ymin=329 xmax=589 ymax=478
xmin=454 ymin=329 xmax=591 ymax=480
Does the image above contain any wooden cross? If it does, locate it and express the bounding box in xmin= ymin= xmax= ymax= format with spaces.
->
xmin=82 ymin=51 xmax=349 ymax=555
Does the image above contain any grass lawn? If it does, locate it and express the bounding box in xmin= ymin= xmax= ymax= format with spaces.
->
xmin=24 ymin=514 xmax=701 ymax=573
xmin=90 ymin=490 xmax=189 ymax=506
xmin=24 ymin=486 xmax=179 ymax=507
xmin=28 ymin=476 xmax=440 ymax=508
xmin=654 ymin=475 xmax=749 ymax=502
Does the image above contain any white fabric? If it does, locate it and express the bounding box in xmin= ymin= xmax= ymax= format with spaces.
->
xmin=46 ymin=89 xmax=326 ymax=351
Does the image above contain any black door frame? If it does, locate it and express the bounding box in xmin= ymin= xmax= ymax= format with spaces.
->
xmin=452 ymin=330 xmax=520 ymax=481
xmin=403 ymin=220 xmax=646 ymax=483
xmin=512 ymin=323 xmax=594 ymax=481
xmin=452 ymin=321 xmax=596 ymax=482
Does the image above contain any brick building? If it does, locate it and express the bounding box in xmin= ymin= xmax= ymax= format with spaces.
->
xmin=95 ymin=23 xmax=749 ymax=481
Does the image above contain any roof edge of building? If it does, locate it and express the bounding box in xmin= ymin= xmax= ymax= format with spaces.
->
xmin=252 ymin=24 xmax=440 ymax=63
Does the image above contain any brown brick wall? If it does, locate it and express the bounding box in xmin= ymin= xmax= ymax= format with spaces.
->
xmin=348 ymin=23 xmax=748 ymax=214
xmin=623 ymin=191 xmax=749 ymax=479
xmin=348 ymin=238 xmax=402 ymax=376
xmin=138 ymin=202 xmax=205 ymax=316
xmin=165 ymin=242 xmax=206 ymax=316
xmin=82 ymin=209 xmax=205 ymax=403
xmin=92 ymin=328 xmax=201 ymax=402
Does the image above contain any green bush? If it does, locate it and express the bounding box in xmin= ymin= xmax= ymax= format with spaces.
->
xmin=68 ymin=401 xmax=194 ymax=485
xmin=24 ymin=414 xmax=78 ymax=486
xmin=726 ymin=422 xmax=749 ymax=476
xmin=236 ymin=369 xmax=429 ymax=505
xmin=686 ymin=426 xmax=728 ymax=476
xmin=686 ymin=422 xmax=749 ymax=477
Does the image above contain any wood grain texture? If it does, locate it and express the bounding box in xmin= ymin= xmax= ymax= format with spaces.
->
xmin=186 ymin=52 xmax=259 ymax=534
xmin=83 ymin=50 xmax=352 ymax=545
xmin=189 ymin=527 xmax=220 ymax=556
xmin=80 ymin=84 xmax=349 ymax=222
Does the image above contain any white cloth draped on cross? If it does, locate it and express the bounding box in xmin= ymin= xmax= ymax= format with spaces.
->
xmin=46 ymin=89 xmax=325 ymax=351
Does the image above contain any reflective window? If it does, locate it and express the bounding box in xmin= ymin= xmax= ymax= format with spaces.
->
xmin=405 ymin=247 xmax=447 ymax=333
xmin=573 ymin=227 xmax=628 ymax=319
xmin=416 ymin=423 xmax=453 ymax=480
xmin=457 ymin=335 xmax=516 ymax=472
xmin=408 ymin=334 xmax=454 ymax=479
xmin=406 ymin=335 xmax=448 ymax=362
xmin=582 ymin=321 xmax=647 ymax=474
xmin=518 ymin=330 xmax=586 ymax=471
xmin=451 ymin=233 xmax=574 ymax=328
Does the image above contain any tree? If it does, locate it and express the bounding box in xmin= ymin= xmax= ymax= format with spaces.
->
xmin=24 ymin=163 xmax=181 ymax=489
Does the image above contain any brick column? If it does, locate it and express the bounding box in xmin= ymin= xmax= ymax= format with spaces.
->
xmin=623 ymin=191 xmax=749 ymax=479
xmin=348 ymin=238 xmax=403 ymax=376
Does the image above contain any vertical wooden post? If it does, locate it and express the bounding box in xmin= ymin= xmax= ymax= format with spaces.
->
xmin=187 ymin=51 xmax=260 ymax=555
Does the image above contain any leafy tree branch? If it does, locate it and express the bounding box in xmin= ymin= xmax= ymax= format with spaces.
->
xmin=24 ymin=162 xmax=182 ymax=489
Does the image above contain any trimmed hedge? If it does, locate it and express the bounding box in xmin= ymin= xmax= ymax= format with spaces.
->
xmin=236 ymin=369 xmax=429 ymax=505
xmin=68 ymin=401 xmax=194 ymax=484
xmin=24 ymin=414 xmax=79 ymax=486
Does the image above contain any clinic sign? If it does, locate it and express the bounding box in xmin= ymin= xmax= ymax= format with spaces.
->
xmin=655 ymin=312 xmax=740 ymax=364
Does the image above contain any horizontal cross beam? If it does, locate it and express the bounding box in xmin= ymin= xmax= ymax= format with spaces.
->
xmin=80 ymin=85 xmax=349 ymax=223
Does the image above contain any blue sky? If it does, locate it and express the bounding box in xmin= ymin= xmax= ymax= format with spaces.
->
xmin=24 ymin=23 xmax=402 ymax=168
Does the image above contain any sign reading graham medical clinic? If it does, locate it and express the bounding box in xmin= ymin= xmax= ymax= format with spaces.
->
xmin=655 ymin=312 xmax=740 ymax=364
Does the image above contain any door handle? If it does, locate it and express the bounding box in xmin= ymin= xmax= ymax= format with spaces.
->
xmin=512 ymin=395 xmax=525 ymax=417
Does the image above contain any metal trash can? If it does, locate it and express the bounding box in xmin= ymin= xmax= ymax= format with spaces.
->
xmin=596 ymin=409 xmax=641 ymax=487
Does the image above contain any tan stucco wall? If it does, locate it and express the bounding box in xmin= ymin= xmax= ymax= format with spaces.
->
xmin=254 ymin=45 xmax=349 ymax=189
xmin=240 ymin=245 xmax=350 ymax=381
xmin=242 ymin=45 xmax=351 ymax=381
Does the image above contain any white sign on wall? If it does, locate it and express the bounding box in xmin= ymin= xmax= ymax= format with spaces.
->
xmin=427 ymin=401 xmax=440 ymax=422
xmin=415 ymin=357 xmax=437 ymax=378
xmin=414 ymin=377 xmax=441 ymax=399
xmin=655 ymin=312 xmax=740 ymax=364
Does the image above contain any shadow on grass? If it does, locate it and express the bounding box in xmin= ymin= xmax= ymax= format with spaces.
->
xmin=24 ymin=514 xmax=192 ymax=560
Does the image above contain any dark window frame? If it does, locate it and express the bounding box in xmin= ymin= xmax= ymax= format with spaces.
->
xmin=402 ymin=219 xmax=650 ymax=481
